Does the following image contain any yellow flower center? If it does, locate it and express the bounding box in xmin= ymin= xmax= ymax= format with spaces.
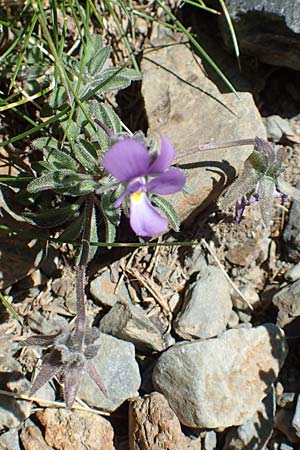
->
xmin=131 ymin=192 xmax=143 ymax=201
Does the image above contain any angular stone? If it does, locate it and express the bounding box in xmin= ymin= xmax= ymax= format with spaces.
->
xmin=265 ymin=115 xmax=294 ymax=142
xmin=141 ymin=36 xmax=266 ymax=224
xmin=90 ymin=270 xmax=131 ymax=306
xmin=129 ymin=392 xmax=200 ymax=450
xmin=0 ymin=353 xmax=31 ymax=431
xmin=219 ymin=0 xmax=300 ymax=70
xmin=100 ymin=301 xmax=165 ymax=352
xmin=153 ymin=324 xmax=287 ymax=428
xmin=272 ymin=279 xmax=300 ymax=327
xmin=78 ymin=333 xmax=141 ymax=411
xmin=224 ymin=387 xmax=275 ymax=449
xmin=0 ymin=429 xmax=21 ymax=450
xmin=285 ymin=262 xmax=300 ymax=282
xmin=203 ymin=431 xmax=217 ymax=450
xmin=36 ymin=408 xmax=115 ymax=450
xmin=174 ymin=266 xmax=232 ymax=339
xmin=20 ymin=425 xmax=52 ymax=450
xmin=283 ymin=200 xmax=300 ymax=262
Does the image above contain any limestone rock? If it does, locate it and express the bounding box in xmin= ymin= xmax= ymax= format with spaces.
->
xmin=174 ymin=265 xmax=232 ymax=339
xmin=78 ymin=332 xmax=141 ymax=411
xmin=224 ymin=387 xmax=276 ymax=449
xmin=100 ymin=301 xmax=166 ymax=352
xmin=141 ymin=37 xmax=266 ymax=224
xmin=36 ymin=408 xmax=115 ymax=450
xmin=90 ymin=270 xmax=131 ymax=306
xmin=0 ymin=429 xmax=21 ymax=450
xmin=129 ymin=392 xmax=201 ymax=450
xmin=272 ymin=279 xmax=300 ymax=327
xmin=153 ymin=324 xmax=287 ymax=428
xmin=0 ymin=352 xmax=31 ymax=431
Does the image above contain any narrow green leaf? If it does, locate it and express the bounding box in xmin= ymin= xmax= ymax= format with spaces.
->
xmin=152 ymin=195 xmax=180 ymax=232
xmin=23 ymin=203 xmax=80 ymax=228
xmin=88 ymin=46 xmax=110 ymax=77
xmin=0 ymin=292 xmax=22 ymax=324
xmin=44 ymin=148 xmax=78 ymax=171
xmin=27 ymin=170 xmax=95 ymax=195
xmin=73 ymin=140 xmax=99 ymax=174
xmin=58 ymin=214 xmax=84 ymax=242
xmin=87 ymin=206 xmax=98 ymax=263
xmin=33 ymin=137 xmax=61 ymax=151
xmin=101 ymin=187 xmax=122 ymax=244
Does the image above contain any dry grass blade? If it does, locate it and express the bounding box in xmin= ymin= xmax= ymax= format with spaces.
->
xmin=201 ymin=238 xmax=254 ymax=310
xmin=0 ymin=389 xmax=110 ymax=416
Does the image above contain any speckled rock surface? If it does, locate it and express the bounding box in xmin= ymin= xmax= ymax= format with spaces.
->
xmin=153 ymin=324 xmax=287 ymax=428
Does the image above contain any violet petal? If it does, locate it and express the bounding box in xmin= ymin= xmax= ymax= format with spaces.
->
xmin=148 ymin=135 xmax=175 ymax=174
xmin=115 ymin=189 xmax=128 ymax=208
xmin=130 ymin=192 xmax=168 ymax=236
xmin=146 ymin=169 xmax=186 ymax=194
xmin=235 ymin=197 xmax=246 ymax=224
xmin=103 ymin=139 xmax=151 ymax=182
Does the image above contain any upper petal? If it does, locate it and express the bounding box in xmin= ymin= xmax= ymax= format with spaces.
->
xmin=103 ymin=139 xmax=151 ymax=182
xmin=146 ymin=168 xmax=186 ymax=195
xmin=148 ymin=135 xmax=175 ymax=174
xmin=130 ymin=192 xmax=168 ymax=237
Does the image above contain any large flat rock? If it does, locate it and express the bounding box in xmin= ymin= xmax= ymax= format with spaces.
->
xmin=141 ymin=38 xmax=266 ymax=223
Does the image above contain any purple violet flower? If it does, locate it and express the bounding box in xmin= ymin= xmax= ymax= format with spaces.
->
xmin=103 ymin=135 xmax=186 ymax=237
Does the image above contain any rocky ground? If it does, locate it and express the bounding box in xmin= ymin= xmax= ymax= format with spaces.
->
xmin=1 ymin=1 xmax=300 ymax=449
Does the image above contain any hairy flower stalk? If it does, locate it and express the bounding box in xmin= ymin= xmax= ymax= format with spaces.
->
xmin=22 ymin=194 xmax=107 ymax=408
xmin=103 ymin=135 xmax=186 ymax=237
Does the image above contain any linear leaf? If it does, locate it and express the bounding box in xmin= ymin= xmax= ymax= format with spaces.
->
xmin=152 ymin=195 xmax=180 ymax=232
xmin=23 ymin=203 xmax=80 ymax=228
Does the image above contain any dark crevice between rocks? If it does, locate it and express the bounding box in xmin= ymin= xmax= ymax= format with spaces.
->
xmin=177 ymin=4 xmax=300 ymax=120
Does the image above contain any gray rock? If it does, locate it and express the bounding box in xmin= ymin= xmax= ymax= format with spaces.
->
xmin=285 ymin=262 xmax=300 ymax=282
xmin=90 ymin=270 xmax=131 ymax=306
xmin=269 ymin=442 xmax=294 ymax=450
xmin=272 ymin=279 xmax=300 ymax=327
xmin=265 ymin=116 xmax=294 ymax=143
xmin=277 ymin=392 xmax=296 ymax=409
xmin=78 ymin=332 xmax=141 ymax=412
xmin=0 ymin=354 xmax=31 ymax=431
xmin=227 ymin=310 xmax=240 ymax=328
xmin=99 ymin=301 xmax=166 ymax=352
xmin=218 ymin=0 xmax=300 ymax=69
xmin=231 ymin=285 xmax=260 ymax=311
xmin=153 ymin=324 xmax=287 ymax=428
xmin=203 ymin=430 xmax=217 ymax=450
xmin=141 ymin=34 xmax=266 ymax=224
xmin=292 ymin=394 xmax=300 ymax=438
xmin=283 ymin=200 xmax=300 ymax=262
xmin=224 ymin=387 xmax=275 ymax=449
xmin=0 ymin=429 xmax=21 ymax=450
xmin=174 ymin=266 xmax=232 ymax=339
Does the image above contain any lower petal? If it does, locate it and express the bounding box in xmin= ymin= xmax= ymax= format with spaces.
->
xmin=130 ymin=192 xmax=168 ymax=237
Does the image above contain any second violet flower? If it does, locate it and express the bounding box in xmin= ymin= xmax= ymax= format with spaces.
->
xmin=103 ymin=135 xmax=186 ymax=237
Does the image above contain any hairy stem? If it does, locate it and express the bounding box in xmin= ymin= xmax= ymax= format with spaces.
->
xmin=75 ymin=193 xmax=95 ymax=348
xmin=174 ymin=138 xmax=256 ymax=163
